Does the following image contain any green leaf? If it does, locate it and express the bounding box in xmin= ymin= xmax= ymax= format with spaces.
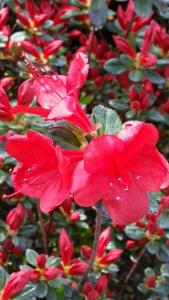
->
xmin=160 ymin=264 xmax=169 ymax=278
xmin=146 ymin=241 xmax=160 ymax=254
xmin=135 ymin=0 xmax=153 ymax=16
xmin=21 ymin=225 xmax=37 ymax=237
xmin=35 ymin=282 xmax=48 ymax=298
xmin=11 ymin=31 xmax=29 ymax=42
xmin=46 ymin=257 xmax=61 ymax=268
xmin=104 ymin=58 xmax=127 ymax=75
xmin=109 ymin=99 xmax=129 ymax=111
xmin=157 ymin=244 xmax=169 ymax=262
xmin=125 ymin=224 xmax=145 ymax=240
xmin=91 ymin=105 xmax=122 ymax=135
xmin=145 ymin=267 xmax=155 ymax=277
xmin=144 ymin=70 xmax=165 ymax=84
xmin=137 ymin=283 xmax=149 ymax=294
xmin=46 ymin=287 xmax=59 ymax=300
xmin=157 ymin=58 xmax=169 ymax=66
xmin=147 ymin=110 xmax=166 ymax=123
xmin=49 ymin=277 xmax=71 ymax=289
xmin=15 ymin=284 xmax=36 ymax=300
xmin=90 ymin=0 xmax=108 ymax=28
xmin=61 ymin=9 xmax=89 ymax=19
xmin=69 ymin=0 xmax=86 ymax=8
xmin=158 ymin=213 xmax=169 ymax=229
xmin=26 ymin=249 xmax=38 ymax=266
xmin=129 ymin=70 xmax=144 ymax=82
xmin=106 ymin=263 xmax=119 ymax=275
xmin=0 ymin=267 xmax=8 ymax=290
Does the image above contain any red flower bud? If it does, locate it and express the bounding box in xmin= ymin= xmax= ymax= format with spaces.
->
xmin=81 ymin=245 xmax=92 ymax=259
xmin=30 ymin=269 xmax=41 ymax=282
xmin=44 ymin=267 xmax=60 ymax=281
xmin=96 ymin=275 xmax=108 ymax=293
xmin=13 ymin=246 xmax=22 ymax=257
xmin=36 ymin=254 xmax=47 ymax=269
xmin=145 ymin=275 xmax=156 ymax=288
xmin=125 ymin=240 xmax=136 ymax=249
xmin=70 ymin=211 xmax=80 ymax=222
xmin=1 ymin=270 xmax=30 ymax=300
xmin=6 ymin=204 xmax=25 ymax=232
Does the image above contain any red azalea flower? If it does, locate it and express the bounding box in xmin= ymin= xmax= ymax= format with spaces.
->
xmin=22 ymin=52 xmax=95 ymax=133
xmin=59 ymin=228 xmax=88 ymax=276
xmin=1 ymin=270 xmax=30 ymax=300
xmin=72 ymin=121 xmax=169 ymax=225
xmin=81 ymin=227 xmax=122 ymax=268
xmin=5 ymin=130 xmax=83 ymax=213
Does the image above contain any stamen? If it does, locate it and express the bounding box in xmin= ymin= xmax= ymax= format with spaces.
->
xmin=24 ymin=56 xmax=66 ymax=101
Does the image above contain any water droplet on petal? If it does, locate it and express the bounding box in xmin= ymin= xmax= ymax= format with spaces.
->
xmin=118 ymin=177 xmax=128 ymax=191
xmin=116 ymin=196 xmax=121 ymax=200
xmin=109 ymin=182 xmax=113 ymax=187
xmin=28 ymin=168 xmax=31 ymax=172
xmin=23 ymin=178 xmax=27 ymax=182
xmin=9 ymin=168 xmax=12 ymax=172
xmin=136 ymin=176 xmax=142 ymax=180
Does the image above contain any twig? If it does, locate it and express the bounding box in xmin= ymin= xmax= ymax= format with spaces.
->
xmin=119 ymin=246 xmax=146 ymax=300
xmin=88 ymin=26 xmax=95 ymax=65
xmin=37 ymin=199 xmax=49 ymax=254
xmin=80 ymin=209 xmax=102 ymax=285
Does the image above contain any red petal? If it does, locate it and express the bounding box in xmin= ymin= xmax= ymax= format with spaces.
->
xmin=84 ymin=135 xmax=125 ymax=173
xmin=43 ymin=40 xmax=63 ymax=58
xmin=17 ymin=79 xmax=35 ymax=106
xmin=97 ymin=227 xmax=111 ymax=257
xmin=67 ymin=52 xmax=89 ymax=91
xmin=59 ymin=229 xmax=73 ymax=265
xmin=104 ymin=180 xmax=149 ymax=225
xmin=72 ymin=161 xmax=108 ymax=207
xmin=117 ymin=121 xmax=159 ymax=155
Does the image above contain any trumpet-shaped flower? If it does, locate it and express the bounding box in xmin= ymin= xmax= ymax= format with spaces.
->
xmin=72 ymin=121 xmax=169 ymax=225
xmin=5 ymin=130 xmax=82 ymax=213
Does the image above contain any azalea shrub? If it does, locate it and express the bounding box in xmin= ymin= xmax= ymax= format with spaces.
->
xmin=0 ymin=0 xmax=169 ymax=299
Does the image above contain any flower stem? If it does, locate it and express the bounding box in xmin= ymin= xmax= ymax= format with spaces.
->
xmin=119 ymin=245 xmax=146 ymax=299
xmin=81 ymin=208 xmax=102 ymax=284
xmin=37 ymin=199 xmax=49 ymax=254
